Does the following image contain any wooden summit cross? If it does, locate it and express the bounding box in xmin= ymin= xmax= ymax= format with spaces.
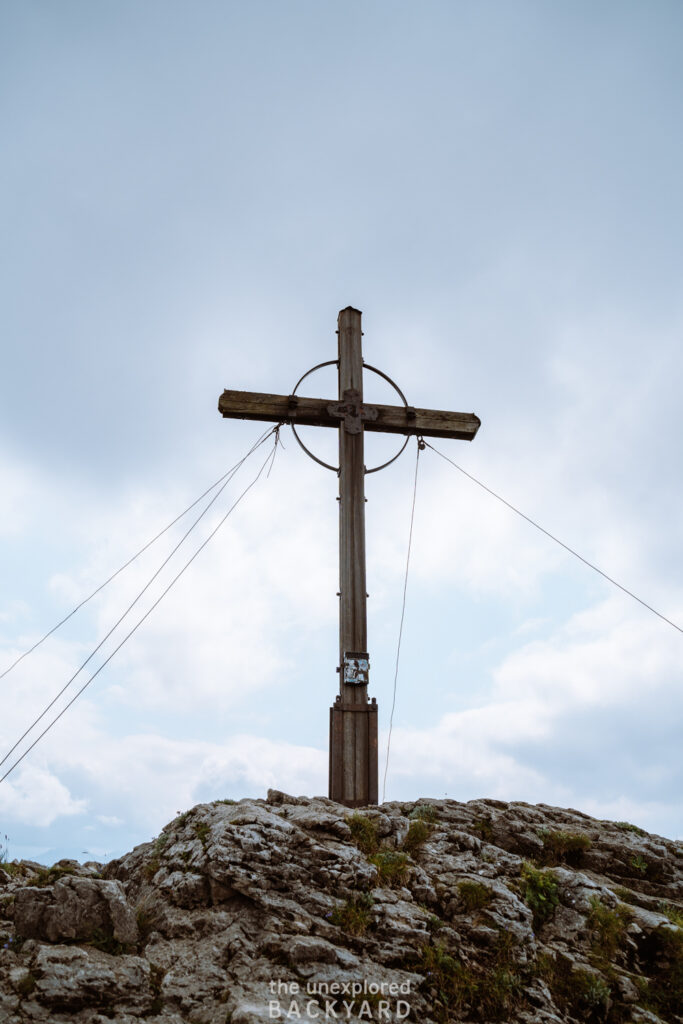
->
xmin=218 ymin=307 xmax=480 ymax=807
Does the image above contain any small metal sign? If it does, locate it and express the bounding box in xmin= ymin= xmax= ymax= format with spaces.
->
xmin=343 ymin=651 xmax=370 ymax=685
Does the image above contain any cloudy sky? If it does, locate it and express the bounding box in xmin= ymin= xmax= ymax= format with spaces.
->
xmin=2 ymin=0 xmax=682 ymax=864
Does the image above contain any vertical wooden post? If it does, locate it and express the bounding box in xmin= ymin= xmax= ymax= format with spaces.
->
xmin=329 ymin=307 xmax=378 ymax=807
xmin=338 ymin=307 xmax=367 ymax=674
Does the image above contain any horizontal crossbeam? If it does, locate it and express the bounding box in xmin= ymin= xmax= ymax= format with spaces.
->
xmin=218 ymin=389 xmax=480 ymax=441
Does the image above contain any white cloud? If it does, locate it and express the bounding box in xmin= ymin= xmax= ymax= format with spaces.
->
xmin=0 ymin=452 xmax=38 ymax=540
xmin=493 ymin=595 xmax=683 ymax=710
xmin=22 ymin=448 xmax=339 ymax=717
xmin=45 ymin=729 xmax=326 ymax=836
xmin=0 ymin=638 xmax=96 ymax=758
xmin=0 ymin=764 xmax=86 ymax=826
xmin=381 ymin=592 xmax=683 ymax=835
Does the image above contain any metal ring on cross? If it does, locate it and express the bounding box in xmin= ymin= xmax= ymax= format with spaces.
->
xmin=289 ymin=360 xmax=411 ymax=474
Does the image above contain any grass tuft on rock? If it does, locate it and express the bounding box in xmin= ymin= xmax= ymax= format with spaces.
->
xmin=144 ymin=857 xmax=161 ymax=882
xmin=402 ymin=819 xmax=433 ymax=856
xmin=346 ymin=813 xmax=379 ymax=856
xmin=0 ymin=861 xmax=24 ymax=878
xmin=629 ymin=853 xmax=648 ymax=875
xmin=519 ymin=863 xmax=559 ymax=930
xmin=458 ymin=880 xmax=493 ymax=912
xmin=330 ymin=892 xmax=374 ymax=935
xmin=31 ymin=862 xmax=80 ymax=887
xmin=586 ymin=897 xmax=633 ymax=963
xmin=536 ymin=953 xmax=611 ymax=1020
xmin=418 ymin=943 xmax=475 ymax=1018
xmin=426 ymin=913 xmax=444 ymax=934
xmin=409 ymin=803 xmax=439 ymax=823
xmin=416 ymin=941 xmax=522 ymax=1022
xmin=369 ymin=851 xmax=410 ymax=886
xmin=14 ymin=971 xmax=37 ymax=999
xmin=194 ymin=822 xmax=210 ymax=849
xmin=613 ymin=820 xmax=647 ymax=836
xmin=659 ymin=901 xmax=683 ymax=928
xmin=536 ymin=828 xmax=591 ymax=867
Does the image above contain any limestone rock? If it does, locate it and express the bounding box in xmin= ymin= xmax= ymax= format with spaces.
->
xmin=14 ymin=876 xmax=138 ymax=946
xmin=0 ymin=795 xmax=681 ymax=1023
xmin=32 ymin=945 xmax=151 ymax=1012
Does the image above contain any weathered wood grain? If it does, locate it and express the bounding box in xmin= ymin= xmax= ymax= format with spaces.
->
xmin=218 ymin=389 xmax=480 ymax=441
xmin=338 ymin=307 xmax=367 ymax=704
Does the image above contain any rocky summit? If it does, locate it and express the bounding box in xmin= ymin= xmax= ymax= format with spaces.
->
xmin=1 ymin=792 xmax=682 ymax=1024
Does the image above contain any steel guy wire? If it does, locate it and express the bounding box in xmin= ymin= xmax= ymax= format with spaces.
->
xmin=424 ymin=440 xmax=683 ymax=636
xmin=0 ymin=431 xmax=280 ymax=785
xmin=0 ymin=426 xmax=278 ymax=771
xmin=382 ymin=437 xmax=423 ymax=804
xmin=0 ymin=425 xmax=277 ymax=683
